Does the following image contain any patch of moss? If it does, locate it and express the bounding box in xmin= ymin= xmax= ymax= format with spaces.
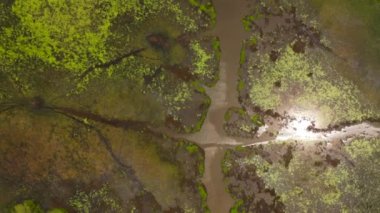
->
xmin=182 ymin=141 xmax=205 ymax=176
xmin=10 ymin=200 xmax=44 ymax=213
xmin=235 ymin=146 xmax=246 ymax=152
xmin=242 ymin=15 xmax=256 ymax=31
xmin=186 ymin=144 xmax=199 ymax=154
xmin=248 ymin=46 xmax=372 ymax=125
xmin=192 ymin=94 xmax=211 ymax=132
xmin=251 ymin=114 xmax=264 ymax=127
xmin=237 ymin=80 xmax=245 ymax=92
xmin=68 ymin=185 xmax=122 ymax=213
xmin=190 ymin=40 xmax=213 ymax=78
xmin=6 ymin=200 xmax=67 ymax=213
xmin=211 ymin=37 xmax=221 ymax=61
xmin=165 ymin=81 xmax=193 ymax=114
xmin=188 ymin=0 xmax=217 ymax=26
xmin=248 ymin=35 xmax=258 ymax=46
xmin=224 ymin=109 xmax=233 ymax=121
xmin=230 ymin=199 xmax=245 ymax=213
xmin=198 ymin=160 xmax=205 ymax=176
xmin=197 ymin=184 xmax=210 ymax=212
xmin=192 ymin=81 xmax=206 ymax=94
xmin=204 ymin=36 xmax=222 ymax=87
xmin=239 ymin=46 xmax=246 ymax=65
xmin=47 ymin=209 xmax=68 ymax=213
xmin=224 ymin=107 xmax=246 ymax=122
xmin=222 ymin=150 xmax=232 ymax=175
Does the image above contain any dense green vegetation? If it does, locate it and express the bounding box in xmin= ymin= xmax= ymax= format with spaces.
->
xmin=5 ymin=200 xmax=67 ymax=213
xmin=223 ymin=107 xmax=264 ymax=138
xmin=248 ymin=46 xmax=370 ymax=125
xmin=236 ymin=0 xmax=380 ymax=130
xmin=0 ymin=0 xmax=217 ymax=211
xmin=0 ymin=0 xmax=219 ymax=126
xmin=223 ymin=138 xmax=380 ymax=212
xmin=224 ymin=1 xmax=380 ymax=211
xmin=68 ymin=185 xmax=122 ymax=212
xmin=1 ymin=0 xmax=380 ymax=212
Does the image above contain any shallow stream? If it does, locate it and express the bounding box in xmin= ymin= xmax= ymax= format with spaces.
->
xmin=176 ymin=0 xmax=380 ymax=212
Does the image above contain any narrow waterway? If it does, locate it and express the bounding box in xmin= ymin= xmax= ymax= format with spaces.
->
xmin=173 ymin=1 xmax=380 ymax=212
xmin=184 ymin=0 xmax=251 ymax=146
xmin=185 ymin=0 xmax=252 ymax=212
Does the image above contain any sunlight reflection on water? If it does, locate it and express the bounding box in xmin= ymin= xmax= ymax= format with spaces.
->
xmin=277 ymin=108 xmax=324 ymax=141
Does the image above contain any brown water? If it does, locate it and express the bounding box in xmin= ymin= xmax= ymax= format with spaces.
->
xmin=184 ymin=0 xmax=251 ymax=145
xmin=185 ymin=0 xmax=252 ymax=212
xmin=173 ymin=1 xmax=380 ymax=212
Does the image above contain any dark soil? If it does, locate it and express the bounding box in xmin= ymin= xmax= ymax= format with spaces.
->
xmin=147 ymin=33 xmax=170 ymax=50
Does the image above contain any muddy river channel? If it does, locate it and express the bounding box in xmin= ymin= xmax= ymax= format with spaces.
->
xmin=2 ymin=0 xmax=380 ymax=212
xmin=170 ymin=0 xmax=380 ymax=212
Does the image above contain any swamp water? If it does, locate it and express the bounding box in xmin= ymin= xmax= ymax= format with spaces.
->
xmin=174 ymin=0 xmax=380 ymax=212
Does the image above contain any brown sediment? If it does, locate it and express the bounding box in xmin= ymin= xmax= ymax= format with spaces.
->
xmin=270 ymin=50 xmax=280 ymax=62
xmin=325 ymin=154 xmax=340 ymax=167
xmin=176 ymin=33 xmax=194 ymax=46
xmin=147 ymin=33 xmax=170 ymax=50
xmin=292 ymin=39 xmax=306 ymax=53
xmin=30 ymin=96 xmax=45 ymax=109
xmin=163 ymin=64 xmax=195 ymax=81
xmin=274 ymin=80 xmax=281 ymax=88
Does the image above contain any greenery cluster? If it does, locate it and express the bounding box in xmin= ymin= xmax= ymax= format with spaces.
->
xmin=160 ymin=81 xmax=193 ymax=119
xmin=0 ymin=0 xmax=216 ymax=211
xmin=188 ymin=0 xmax=217 ymax=26
xmin=0 ymin=0 xmax=216 ymax=128
xmin=186 ymin=144 xmax=200 ymax=154
xmin=239 ymin=47 xmax=246 ymax=65
xmin=224 ymin=107 xmax=264 ymax=133
xmin=250 ymin=114 xmax=264 ymax=127
xmin=230 ymin=199 xmax=245 ymax=213
xmin=221 ymin=149 xmax=233 ymax=175
xmin=183 ymin=92 xmax=211 ymax=133
xmin=0 ymin=0 xmax=201 ymax=94
xmin=7 ymin=200 xmax=67 ymax=213
xmin=211 ymin=37 xmax=221 ymax=62
xmin=190 ymin=40 xmax=213 ymax=78
xmin=197 ymin=184 xmax=210 ymax=213
xmin=242 ymin=15 xmax=256 ymax=31
xmin=9 ymin=0 xmax=127 ymax=71
xmin=68 ymin=185 xmax=122 ymax=213
xmin=248 ymin=46 xmax=371 ymax=125
xmin=10 ymin=200 xmax=43 ymax=213
xmin=233 ymin=138 xmax=380 ymax=212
